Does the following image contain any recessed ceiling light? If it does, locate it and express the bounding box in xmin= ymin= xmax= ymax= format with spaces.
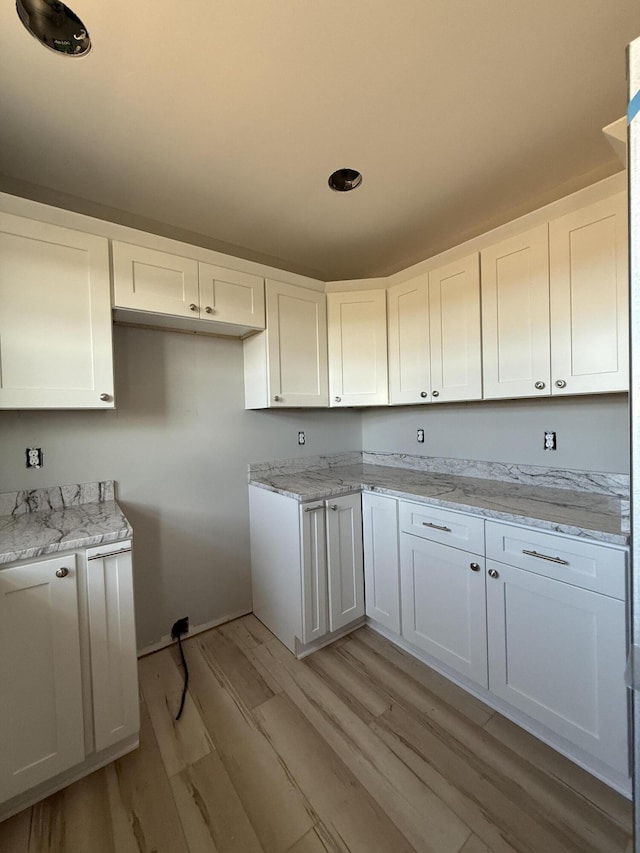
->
xmin=16 ymin=0 xmax=91 ymax=57
xmin=328 ymin=168 xmax=363 ymax=192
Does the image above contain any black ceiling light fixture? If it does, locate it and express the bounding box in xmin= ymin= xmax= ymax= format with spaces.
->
xmin=328 ymin=168 xmax=363 ymax=192
xmin=16 ymin=0 xmax=91 ymax=56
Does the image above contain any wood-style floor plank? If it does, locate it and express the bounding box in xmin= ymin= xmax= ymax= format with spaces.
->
xmin=29 ymin=768 xmax=115 ymax=853
xmin=105 ymin=701 xmax=189 ymax=853
xmin=253 ymin=638 xmax=472 ymax=853
xmin=255 ymin=692 xmax=420 ymax=853
xmin=199 ymin=627 xmax=275 ymax=709
xmin=138 ymin=648 xmax=213 ymax=778
xmin=170 ymin=752 xmax=264 ymax=853
xmin=483 ymin=711 xmax=633 ymax=830
xmin=0 ymin=615 xmax=633 ymax=853
xmin=184 ymin=641 xmax=316 ymax=853
xmin=344 ymin=628 xmax=495 ymax=726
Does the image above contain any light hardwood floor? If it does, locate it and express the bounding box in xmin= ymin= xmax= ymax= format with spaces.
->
xmin=0 ymin=615 xmax=633 ymax=852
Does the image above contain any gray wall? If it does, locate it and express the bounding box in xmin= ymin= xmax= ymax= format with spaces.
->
xmin=0 ymin=326 xmax=362 ymax=650
xmin=0 ymin=326 xmax=629 ymax=649
xmin=361 ymin=395 xmax=629 ymax=473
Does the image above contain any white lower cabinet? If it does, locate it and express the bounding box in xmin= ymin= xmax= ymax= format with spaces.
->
xmin=86 ymin=542 xmax=139 ymax=752
xmin=0 ymin=554 xmax=85 ymax=803
xmin=486 ymin=560 xmax=628 ymax=776
xmin=362 ymin=493 xmax=400 ymax=633
xmin=250 ymin=486 xmax=364 ymax=655
xmin=399 ymin=513 xmax=488 ymax=688
xmin=361 ymin=500 xmax=629 ymax=789
xmin=0 ymin=541 xmax=139 ymax=819
xmin=300 ymin=494 xmax=365 ymax=645
xmin=485 ymin=519 xmax=629 ymax=778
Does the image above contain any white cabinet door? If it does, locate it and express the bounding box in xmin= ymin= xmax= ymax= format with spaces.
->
xmin=400 ymin=534 xmax=488 ymax=687
xmin=481 ymin=225 xmax=551 ymax=399
xmin=265 ymin=280 xmax=328 ymax=407
xmin=198 ymin=263 xmax=264 ymax=328
xmin=0 ymin=214 xmax=114 ymax=409
xmin=327 ymin=290 xmax=388 ymax=406
xmin=300 ymin=503 xmax=328 ymax=644
xmin=362 ymin=493 xmax=400 ymax=634
xmin=429 ymin=254 xmax=482 ymax=402
xmin=326 ymin=494 xmax=364 ymax=633
xmin=86 ymin=542 xmax=139 ymax=753
xmin=0 ymin=555 xmax=84 ymax=802
xmin=549 ymin=193 xmax=628 ymax=395
xmin=486 ymin=561 xmax=629 ymax=775
xmin=387 ymin=275 xmax=430 ymax=405
xmin=112 ymin=242 xmax=199 ymax=318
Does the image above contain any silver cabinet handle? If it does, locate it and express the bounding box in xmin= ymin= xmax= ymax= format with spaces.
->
xmin=87 ymin=547 xmax=132 ymax=561
xmin=522 ymin=549 xmax=569 ymax=566
xmin=56 ymin=567 xmax=69 ymax=578
xmin=470 ymin=562 xmax=481 ymax=572
xmin=205 ymin=306 xmax=214 ymax=314
xmin=273 ymin=395 xmax=282 ymax=402
xmin=534 ymin=381 xmax=546 ymax=390
xmin=99 ymin=393 xmax=112 ymax=402
xmin=555 ymin=379 xmax=566 ymax=389
xmin=432 ymin=390 xmax=440 ymax=398
xmin=422 ymin=521 xmax=451 ymax=532
xmin=420 ymin=391 xmax=428 ymax=398
xmin=334 ymin=396 xmax=342 ymax=402
xmin=330 ymin=504 xmax=338 ymax=511
xmin=488 ymin=568 xmax=499 ymax=579
xmin=304 ymin=504 xmax=324 ymax=513
xmin=189 ymin=303 xmax=198 ymax=312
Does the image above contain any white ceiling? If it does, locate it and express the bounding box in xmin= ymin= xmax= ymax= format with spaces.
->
xmin=0 ymin=1 xmax=638 ymax=281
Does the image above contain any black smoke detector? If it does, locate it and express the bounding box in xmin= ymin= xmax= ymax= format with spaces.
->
xmin=328 ymin=168 xmax=363 ymax=192
xmin=16 ymin=0 xmax=91 ymax=56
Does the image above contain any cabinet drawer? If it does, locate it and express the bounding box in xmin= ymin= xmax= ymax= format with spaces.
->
xmin=485 ymin=521 xmax=626 ymax=599
xmin=399 ymin=501 xmax=484 ymax=554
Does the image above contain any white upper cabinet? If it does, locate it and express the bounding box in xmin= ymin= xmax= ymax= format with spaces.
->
xmin=198 ymin=262 xmax=265 ymax=327
xmin=481 ymin=225 xmax=551 ymax=399
xmin=428 ymin=254 xmax=482 ymax=403
xmin=387 ymin=275 xmax=430 ymax=405
xmin=112 ymin=242 xmax=265 ymax=330
xmin=244 ymin=280 xmax=328 ymax=408
xmin=549 ymin=194 xmax=628 ymax=395
xmin=0 ymin=213 xmax=114 ymax=410
xmin=327 ymin=289 xmax=388 ymax=406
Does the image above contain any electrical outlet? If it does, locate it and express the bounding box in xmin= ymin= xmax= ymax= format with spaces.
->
xmin=298 ymin=431 xmax=306 ymax=445
xmin=544 ymin=431 xmax=557 ymax=451
xmin=26 ymin=448 xmax=43 ymax=469
xmin=417 ymin=428 xmax=425 ymax=444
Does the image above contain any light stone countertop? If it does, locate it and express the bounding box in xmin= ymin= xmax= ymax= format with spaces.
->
xmin=0 ymin=482 xmax=132 ymax=565
xmin=249 ymin=462 xmax=628 ymax=546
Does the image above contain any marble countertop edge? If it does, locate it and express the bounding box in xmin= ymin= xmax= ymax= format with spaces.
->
xmin=248 ymin=467 xmax=628 ymax=547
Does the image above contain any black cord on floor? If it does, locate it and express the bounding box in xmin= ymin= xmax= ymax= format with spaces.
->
xmin=175 ymin=631 xmax=189 ymax=721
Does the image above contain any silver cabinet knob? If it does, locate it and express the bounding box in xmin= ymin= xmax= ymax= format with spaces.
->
xmin=470 ymin=562 xmax=481 ymax=572
xmin=205 ymin=306 xmax=214 ymax=314
xmin=534 ymin=381 xmax=546 ymax=390
xmin=555 ymin=379 xmax=567 ymax=389
xmin=488 ymin=568 xmax=499 ymax=579
xmin=56 ymin=567 xmax=69 ymax=578
xmin=330 ymin=504 xmax=338 ymax=511
xmin=420 ymin=391 xmax=428 ymax=398
xmin=334 ymin=396 xmax=342 ymax=402
xmin=189 ymin=303 xmax=198 ymax=312
xmin=99 ymin=393 xmax=112 ymax=402
xmin=273 ymin=395 xmax=282 ymax=402
xmin=432 ymin=390 xmax=440 ymax=398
